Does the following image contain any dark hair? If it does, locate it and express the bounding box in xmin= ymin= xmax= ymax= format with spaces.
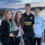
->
xmin=34 ymin=8 xmax=40 ymax=11
xmin=25 ymin=3 xmax=31 ymax=7
xmin=14 ymin=11 xmax=24 ymax=28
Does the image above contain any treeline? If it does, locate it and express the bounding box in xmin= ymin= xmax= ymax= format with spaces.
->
xmin=0 ymin=9 xmax=6 ymax=15
xmin=31 ymin=7 xmax=43 ymax=11
xmin=0 ymin=7 xmax=43 ymax=15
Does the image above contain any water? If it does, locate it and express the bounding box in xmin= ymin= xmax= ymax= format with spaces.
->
xmin=12 ymin=9 xmax=45 ymax=20
xmin=0 ymin=9 xmax=45 ymax=20
xmin=12 ymin=9 xmax=45 ymax=44
xmin=0 ymin=9 xmax=45 ymax=45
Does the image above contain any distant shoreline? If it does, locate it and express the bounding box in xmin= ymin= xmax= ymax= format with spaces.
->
xmin=0 ymin=7 xmax=45 ymax=14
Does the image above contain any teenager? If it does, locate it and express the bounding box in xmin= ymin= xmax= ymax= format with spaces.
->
xmin=0 ymin=9 xmax=15 ymax=45
xmin=34 ymin=8 xmax=44 ymax=45
xmin=11 ymin=11 xmax=24 ymax=45
xmin=23 ymin=3 xmax=35 ymax=45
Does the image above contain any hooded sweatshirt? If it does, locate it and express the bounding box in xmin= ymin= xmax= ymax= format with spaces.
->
xmin=34 ymin=15 xmax=44 ymax=38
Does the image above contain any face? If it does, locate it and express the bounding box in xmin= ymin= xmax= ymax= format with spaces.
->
xmin=17 ymin=12 xmax=21 ymax=20
xmin=25 ymin=6 xmax=31 ymax=12
xmin=34 ymin=9 xmax=40 ymax=15
xmin=6 ymin=11 xmax=13 ymax=19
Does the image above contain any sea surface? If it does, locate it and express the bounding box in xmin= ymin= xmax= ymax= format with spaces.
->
xmin=12 ymin=9 xmax=45 ymax=20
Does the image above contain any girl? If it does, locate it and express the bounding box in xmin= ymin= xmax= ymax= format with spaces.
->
xmin=0 ymin=9 xmax=15 ymax=45
xmin=12 ymin=11 xmax=24 ymax=45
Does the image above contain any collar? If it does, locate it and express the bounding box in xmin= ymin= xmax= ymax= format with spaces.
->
xmin=35 ymin=15 xmax=40 ymax=19
xmin=25 ymin=12 xmax=31 ymax=16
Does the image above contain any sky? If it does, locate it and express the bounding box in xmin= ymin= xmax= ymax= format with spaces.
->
xmin=0 ymin=0 xmax=45 ymax=9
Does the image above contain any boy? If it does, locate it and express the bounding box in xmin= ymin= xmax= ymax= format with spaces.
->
xmin=34 ymin=8 xmax=44 ymax=45
xmin=23 ymin=3 xmax=35 ymax=45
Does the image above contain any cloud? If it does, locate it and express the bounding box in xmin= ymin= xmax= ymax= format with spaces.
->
xmin=0 ymin=0 xmax=22 ymax=4
xmin=0 ymin=0 xmax=23 ymax=8
xmin=0 ymin=0 xmax=22 ymax=6
xmin=0 ymin=0 xmax=45 ymax=9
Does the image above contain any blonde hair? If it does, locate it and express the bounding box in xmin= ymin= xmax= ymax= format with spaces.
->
xmin=3 ymin=9 xmax=13 ymax=22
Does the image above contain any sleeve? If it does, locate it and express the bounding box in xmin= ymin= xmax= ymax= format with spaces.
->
xmin=41 ymin=18 xmax=44 ymax=33
xmin=0 ymin=20 xmax=9 ymax=37
xmin=33 ymin=15 xmax=35 ymax=24
xmin=12 ymin=22 xmax=16 ymax=31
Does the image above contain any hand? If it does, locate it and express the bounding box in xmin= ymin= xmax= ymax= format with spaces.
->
xmin=34 ymin=31 xmax=35 ymax=33
xmin=9 ymin=33 xmax=15 ymax=37
xmin=33 ymin=24 xmax=35 ymax=33
xmin=21 ymin=29 xmax=24 ymax=35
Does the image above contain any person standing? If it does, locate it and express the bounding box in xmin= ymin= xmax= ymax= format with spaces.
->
xmin=34 ymin=8 xmax=44 ymax=45
xmin=23 ymin=3 xmax=35 ymax=45
xmin=0 ymin=9 xmax=15 ymax=45
xmin=11 ymin=11 xmax=24 ymax=45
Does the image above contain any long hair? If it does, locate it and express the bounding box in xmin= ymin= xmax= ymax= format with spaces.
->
xmin=14 ymin=11 xmax=24 ymax=28
xmin=3 ymin=9 xmax=13 ymax=22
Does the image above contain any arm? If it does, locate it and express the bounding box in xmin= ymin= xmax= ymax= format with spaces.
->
xmin=21 ymin=29 xmax=24 ymax=35
xmin=0 ymin=20 xmax=9 ymax=37
xmin=41 ymin=18 xmax=44 ymax=33
xmin=33 ymin=24 xmax=35 ymax=33
xmin=33 ymin=16 xmax=35 ymax=33
xmin=12 ymin=22 xmax=16 ymax=31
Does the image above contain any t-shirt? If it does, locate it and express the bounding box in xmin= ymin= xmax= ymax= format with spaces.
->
xmin=23 ymin=12 xmax=34 ymax=37
xmin=9 ymin=20 xmax=12 ymax=33
xmin=12 ymin=22 xmax=22 ymax=37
